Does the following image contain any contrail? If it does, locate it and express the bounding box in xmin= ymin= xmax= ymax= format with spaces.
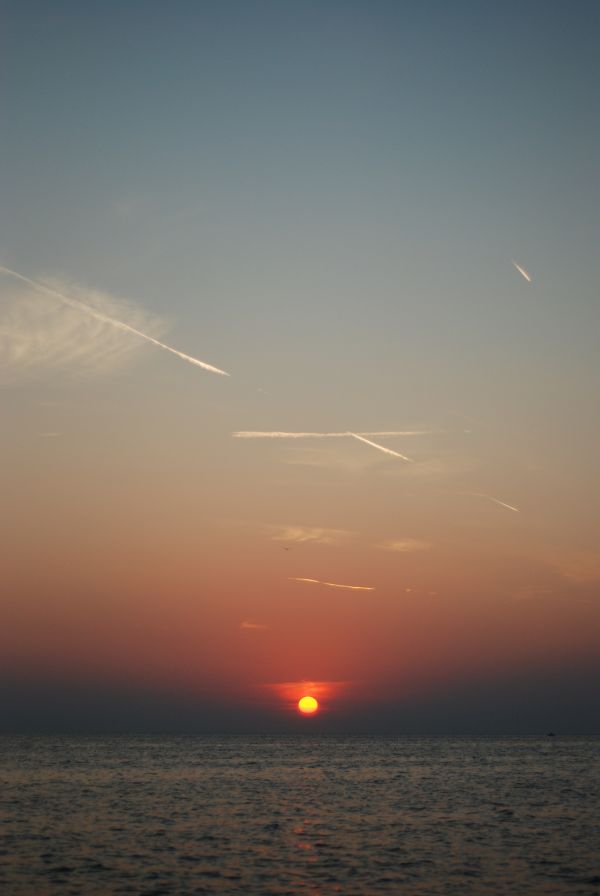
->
xmin=348 ymin=432 xmax=413 ymax=462
xmin=232 ymin=430 xmax=431 ymax=439
xmin=290 ymin=577 xmax=375 ymax=591
xmin=0 ymin=265 xmax=230 ymax=376
xmin=512 ymin=261 xmax=532 ymax=283
xmin=322 ymin=580 xmax=375 ymax=591
xmin=469 ymin=492 xmax=520 ymax=513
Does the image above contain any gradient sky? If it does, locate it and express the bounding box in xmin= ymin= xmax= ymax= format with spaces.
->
xmin=1 ymin=0 xmax=599 ymax=733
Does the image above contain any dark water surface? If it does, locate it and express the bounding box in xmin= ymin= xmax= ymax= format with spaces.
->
xmin=1 ymin=736 xmax=599 ymax=895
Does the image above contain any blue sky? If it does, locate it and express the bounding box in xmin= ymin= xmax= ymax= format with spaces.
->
xmin=2 ymin=2 xmax=598 ymax=404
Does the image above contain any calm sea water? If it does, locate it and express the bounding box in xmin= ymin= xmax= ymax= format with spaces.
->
xmin=1 ymin=736 xmax=599 ymax=895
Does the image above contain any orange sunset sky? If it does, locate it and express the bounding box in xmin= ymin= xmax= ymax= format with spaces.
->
xmin=1 ymin=1 xmax=599 ymax=732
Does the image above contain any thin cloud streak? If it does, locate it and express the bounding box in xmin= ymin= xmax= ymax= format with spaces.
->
xmin=266 ymin=680 xmax=353 ymax=707
xmin=348 ymin=432 xmax=413 ymax=462
xmin=543 ymin=549 xmax=600 ymax=584
xmin=469 ymin=492 xmax=520 ymax=513
xmin=379 ymin=538 xmax=432 ymax=553
xmin=240 ymin=621 xmax=268 ymax=631
xmin=290 ymin=577 xmax=375 ymax=592
xmin=233 ymin=430 xmax=433 ymax=439
xmin=269 ymin=525 xmax=353 ymax=546
xmin=322 ymin=581 xmax=375 ymax=592
xmin=512 ymin=261 xmax=532 ymax=283
xmin=0 ymin=265 xmax=230 ymax=376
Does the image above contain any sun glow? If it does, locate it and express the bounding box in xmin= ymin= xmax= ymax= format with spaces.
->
xmin=298 ymin=695 xmax=319 ymax=715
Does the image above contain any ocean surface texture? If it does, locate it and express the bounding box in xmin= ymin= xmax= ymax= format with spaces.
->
xmin=1 ymin=736 xmax=599 ymax=895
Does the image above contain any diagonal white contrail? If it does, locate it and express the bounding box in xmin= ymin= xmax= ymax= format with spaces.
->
xmin=348 ymin=432 xmax=413 ymax=462
xmin=512 ymin=261 xmax=532 ymax=283
xmin=0 ymin=265 xmax=230 ymax=376
xmin=469 ymin=492 xmax=520 ymax=513
xmin=232 ymin=430 xmax=431 ymax=439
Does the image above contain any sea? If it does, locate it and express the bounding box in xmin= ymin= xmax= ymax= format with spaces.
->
xmin=1 ymin=736 xmax=599 ymax=895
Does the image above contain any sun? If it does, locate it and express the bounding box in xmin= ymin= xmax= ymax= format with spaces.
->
xmin=298 ymin=695 xmax=319 ymax=715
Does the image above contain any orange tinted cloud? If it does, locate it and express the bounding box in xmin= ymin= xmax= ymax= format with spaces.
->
xmin=289 ymin=577 xmax=375 ymax=591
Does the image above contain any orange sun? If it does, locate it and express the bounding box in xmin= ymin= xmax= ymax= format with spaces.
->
xmin=298 ymin=695 xmax=319 ymax=715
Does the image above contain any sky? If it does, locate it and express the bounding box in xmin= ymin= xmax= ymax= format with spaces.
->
xmin=1 ymin=0 xmax=599 ymax=733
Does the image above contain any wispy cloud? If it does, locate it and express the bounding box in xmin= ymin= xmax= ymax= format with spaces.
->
xmin=233 ymin=430 xmax=433 ymax=439
xmin=512 ymin=585 xmax=553 ymax=602
xmin=545 ymin=549 xmax=600 ymax=584
xmin=269 ymin=525 xmax=353 ymax=546
xmin=1 ymin=279 xmax=166 ymax=378
xmin=0 ymin=265 xmax=229 ymax=377
xmin=379 ymin=538 xmax=432 ymax=553
xmin=279 ymin=447 xmax=358 ymax=470
xmin=240 ymin=621 xmax=268 ymax=631
xmin=512 ymin=260 xmax=532 ymax=283
xmin=348 ymin=432 xmax=413 ymax=462
xmin=290 ymin=576 xmax=375 ymax=592
xmin=379 ymin=454 xmax=479 ymax=482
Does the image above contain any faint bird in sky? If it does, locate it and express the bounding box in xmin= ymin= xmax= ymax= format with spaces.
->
xmin=0 ymin=265 xmax=230 ymax=376
xmin=512 ymin=261 xmax=532 ymax=283
xmin=290 ymin=577 xmax=375 ymax=591
xmin=348 ymin=432 xmax=413 ymax=462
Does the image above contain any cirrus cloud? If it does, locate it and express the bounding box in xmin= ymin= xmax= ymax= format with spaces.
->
xmin=378 ymin=538 xmax=432 ymax=553
xmin=0 ymin=277 xmax=168 ymax=380
xmin=269 ymin=524 xmax=354 ymax=546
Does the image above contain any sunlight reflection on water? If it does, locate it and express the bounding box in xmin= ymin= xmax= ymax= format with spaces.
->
xmin=1 ymin=736 xmax=599 ymax=895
